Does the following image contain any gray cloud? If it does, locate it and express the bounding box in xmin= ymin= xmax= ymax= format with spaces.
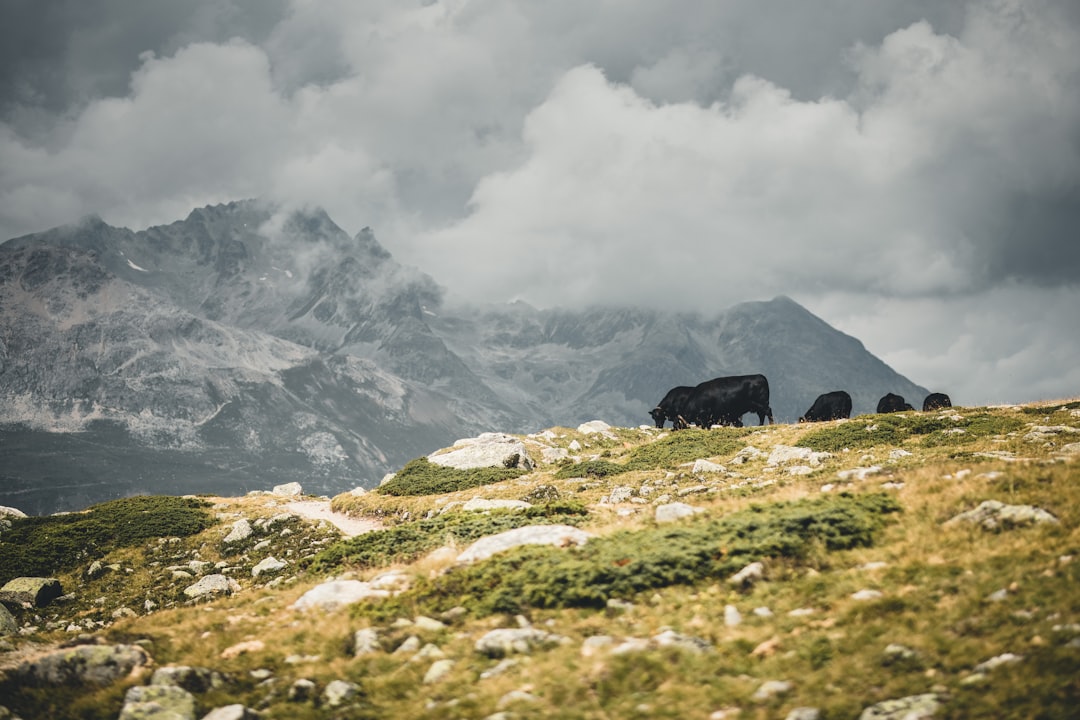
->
xmin=1 ymin=0 xmax=1078 ymax=405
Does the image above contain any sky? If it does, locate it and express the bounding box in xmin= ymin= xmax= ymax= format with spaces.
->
xmin=1 ymin=0 xmax=1078 ymax=407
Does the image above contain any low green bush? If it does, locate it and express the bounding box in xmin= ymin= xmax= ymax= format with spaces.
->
xmin=359 ymin=492 xmax=900 ymax=619
xmin=0 ymin=496 xmax=213 ymax=584
xmin=798 ymin=414 xmax=959 ymax=452
xmin=624 ymin=427 xmax=751 ymax=470
xmin=377 ymin=457 xmax=528 ymax=497
xmin=553 ymin=459 xmax=625 ymax=479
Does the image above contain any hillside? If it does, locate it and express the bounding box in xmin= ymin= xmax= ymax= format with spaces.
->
xmin=1 ymin=201 xmax=928 ymax=514
xmin=1 ymin=400 xmax=1078 ymax=719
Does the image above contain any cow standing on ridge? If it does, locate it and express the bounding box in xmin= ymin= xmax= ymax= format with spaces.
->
xmin=799 ymin=390 xmax=852 ymax=422
xmin=923 ymin=393 xmax=952 ymax=411
xmin=877 ymin=393 xmax=914 ymax=413
xmin=652 ymin=374 xmax=773 ymax=429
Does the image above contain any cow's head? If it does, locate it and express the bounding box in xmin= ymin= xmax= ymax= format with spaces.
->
xmin=649 ymin=407 xmax=666 ymax=428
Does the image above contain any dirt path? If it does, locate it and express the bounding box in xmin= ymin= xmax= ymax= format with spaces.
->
xmin=282 ymin=500 xmax=383 ymax=537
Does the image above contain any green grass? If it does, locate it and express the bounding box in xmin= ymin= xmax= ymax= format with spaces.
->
xmin=623 ymin=427 xmax=752 ymax=469
xmin=376 ymin=457 xmax=529 ymax=497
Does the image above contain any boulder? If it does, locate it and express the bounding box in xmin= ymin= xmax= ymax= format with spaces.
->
xmin=0 ymin=604 xmax=18 ymax=635
xmin=428 ymin=432 xmax=534 ymax=471
xmin=0 ymin=577 xmax=62 ymax=608
xmin=457 ymin=525 xmax=592 ymax=563
xmin=150 ymin=666 xmax=223 ymax=693
xmin=323 ymin=679 xmax=360 ymax=707
xmin=183 ymin=575 xmax=240 ymax=599
xmin=222 ymin=519 xmax=253 ymax=544
xmin=9 ymin=644 xmax=151 ymax=686
xmin=272 ymin=482 xmax=303 ymax=497
xmin=354 ymin=628 xmax=381 ymax=656
xmin=201 ymin=706 xmax=258 ymax=720
xmin=767 ymin=446 xmax=831 ymax=467
xmin=944 ymin=500 xmax=1058 ymax=530
xmin=475 ymin=628 xmax=567 ymax=658
xmin=859 ymin=693 xmax=943 ymax=719
xmin=119 ymin=685 xmax=195 ymax=720
xmin=577 ymin=420 xmax=612 ymax=435
xmin=423 ymin=659 xmax=455 ymax=684
xmin=252 ymin=557 xmax=287 ymax=578
xmin=655 ymin=502 xmax=705 ymax=524
xmin=290 ymin=580 xmax=390 ymax=611
xmin=0 ymin=505 xmax=26 ymax=519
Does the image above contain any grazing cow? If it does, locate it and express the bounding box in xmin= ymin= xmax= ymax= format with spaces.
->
xmin=876 ymin=393 xmax=914 ymax=413
xmin=679 ymin=374 xmax=774 ymax=428
xmin=649 ymin=385 xmax=697 ymax=429
xmin=923 ymin=392 xmax=952 ymax=411
xmin=799 ymin=390 xmax=852 ymax=423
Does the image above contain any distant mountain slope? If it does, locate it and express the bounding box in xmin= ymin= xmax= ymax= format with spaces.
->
xmin=0 ymin=201 xmax=926 ymax=513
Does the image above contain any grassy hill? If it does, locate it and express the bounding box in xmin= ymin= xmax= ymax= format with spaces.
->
xmin=1 ymin=400 xmax=1078 ymax=719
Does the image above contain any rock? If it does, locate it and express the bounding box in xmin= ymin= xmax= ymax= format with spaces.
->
xmin=724 ymin=605 xmax=742 ymax=627
xmin=692 ymin=459 xmax=725 ymax=474
xmin=201 ymin=706 xmax=258 ymax=720
xmin=653 ymin=629 xmax=712 ymax=653
xmin=119 ymin=685 xmax=195 ymax=720
xmin=837 ymin=466 xmax=882 ymax=481
xmin=581 ymin=636 xmax=615 ymax=657
xmin=323 ymin=679 xmax=360 ymax=707
xmin=889 ymin=449 xmax=913 ymax=460
xmin=429 ymin=432 xmax=534 ymax=471
xmin=475 ymin=628 xmax=567 ymax=658
xmin=568 ymin=440 xmax=582 ymax=452
xmin=220 ymin=640 xmax=265 ymax=659
xmin=606 ymin=486 xmax=635 ymax=504
xmin=786 ymin=709 xmax=821 ymax=720
xmin=183 ymin=575 xmax=240 ymax=599
xmin=480 ymin=658 xmax=520 ymax=679
xmin=369 ymin=570 xmax=412 ymax=591
xmin=498 ymin=690 xmax=540 ymax=708
xmin=577 ymin=420 xmax=612 ymax=435
xmin=457 ymin=525 xmax=592 ymax=563
xmin=852 ymin=589 xmax=884 ymax=601
xmin=272 ymin=482 xmax=303 ymax=497
xmin=290 ymin=580 xmax=391 ymax=611
xmin=354 ymin=628 xmax=381 ymax=656
xmin=944 ymin=500 xmax=1058 ymax=530
xmin=0 ymin=505 xmax=27 ymax=519
xmin=541 ymin=447 xmax=569 ymax=463
xmin=222 ymin=519 xmax=253 ymax=544
xmin=379 ymin=472 xmax=396 ymax=486
xmin=414 ymin=616 xmax=447 ymax=632
xmin=461 ymin=498 xmax=532 ymax=512
xmin=882 ymin=644 xmax=920 ymax=665
xmin=7 ymin=643 xmax=150 ymax=686
xmin=677 ymin=485 xmax=710 ymax=497
xmin=394 ymin=636 xmax=421 ymax=654
xmin=655 ymin=502 xmax=706 ymax=523
xmin=731 ymin=446 xmax=767 ymax=464
xmin=973 ymin=652 xmax=1023 ymax=673
xmin=0 ymin=577 xmax=63 ymax=608
xmin=729 ymin=561 xmax=765 ymax=589
xmin=151 ymin=666 xmax=222 ymax=693
xmin=859 ymin=693 xmax=943 ymax=719
xmin=288 ymin=678 xmax=316 ymax=702
xmin=753 ymin=680 xmax=793 ymax=701
xmin=767 ymin=446 xmax=832 ymax=467
xmin=0 ymin=604 xmax=18 ymax=636
xmin=252 ymin=557 xmax=287 ymax=578
xmin=423 ymin=659 xmax=455 ymax=684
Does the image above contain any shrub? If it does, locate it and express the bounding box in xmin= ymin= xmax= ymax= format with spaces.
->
xmin=0 ymin=496 xmax=213 ymax=584
xmin=359 ymin=493 xmax=900 ymax=619
xmin=623 ymin=427 xmax=751 ymax=470
xmin=553 ymin=460 xmax=626 ymax=479
xmin=377 ymin=457 xmax=528 ymax=497
xmin=798 ymin=414 xmax=957 ymax=453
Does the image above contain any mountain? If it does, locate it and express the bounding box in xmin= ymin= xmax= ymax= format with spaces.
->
xmin=0 ymin=200 xmax=927 ymax=513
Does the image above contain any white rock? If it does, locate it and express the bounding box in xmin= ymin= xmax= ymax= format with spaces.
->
xmin=423 ymin=659 xmax=455 ymax=684
xmin=201 ymin=705 xmax=255 ymax=720
xmin=944 ymin=500 xmax=1058 ymax=530
xmin=183 ymin=574 xmax=240 ymax=599
xmin=655 ymin=502 xmax=706 ymax=524
xmin=837 ymin=466 xmax=882 ymax=481
xmin=0 ymin=505 xmax=27 ymax=519
xmin=692 ymin=459 xmax=726 ymax=474
xmin=541 ymin=447 xmax=569 ymax=463
xmin=889 ymin=449 xmax=912 ymax=459
xmin=753 ymin=607 xmax=774 ymax=618
xmin=851 ymin=589 xmax=884 ymax=601
xmin=349 ymin=487 xmax=368 ymax=497
xmin=369 ymin=570 xmax=412 ymax=591
xmin=272 ymin=482 xmax=303 ymax=497
xmin=290 ymin=580 xmax=390 ymax=611
xmin=653 ymin=629 xmax=712 ymax=652
xmin=581 ymin=636 xmax=615 ymax=657
xmin=475 ymin=628 xmax=567 ymax=657
xmin=577 ymin=420 xmax=612 ymax=435
xmin=429 ymin=432 xmax=534 ymax=470
xmin=323 ymin=679 xmax=359 ymax=707
xmin=252 ymin=557 xmax=287 ymax=578
xmin=724 ymin=605 xmax=742 ymax=627
xmin=379 ymin=472 xmax=397 ymax=486
xmin=457 ymin=525 xmax=592 ymax=563
xmin=788 ymin=465 xmax=814 ymax=476
xmin=973 ymin=652 xmax=1023 ymax=673
xmin=767 ymin=446 xmax=832 ymax=467
xmin=753 ymin=680 xmax=793 ymax=701
xmin=729 ymin=561 xmax=765 ymax=588
xmin=568 ymin=440 xmax=582 ymax=452
xmin=354 ymin=628 xmax=380 ymax=656
xmin=461 ymin=498 xmax=532 ymax=512
xmin=223 ymin=519 xmax=253 ymax=544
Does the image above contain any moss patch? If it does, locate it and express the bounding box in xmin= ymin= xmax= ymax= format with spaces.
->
xmin=377 ymin=457 xmax=528 ymax=497
xmin=0 ymin=496 xmax=213 ymax=584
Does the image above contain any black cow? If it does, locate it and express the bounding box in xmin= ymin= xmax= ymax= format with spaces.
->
xmin=649 ymin=385 xmax=697 ymax=429
xmin=679 ymin=374 xmax=774 ymax=428
xmin=876 ymin=393 xmax=914 ymax=413
xmin=923 ymin=392 xmax=952 ymax=411
xmin=799 ymin=390 xmax=852 ymax=423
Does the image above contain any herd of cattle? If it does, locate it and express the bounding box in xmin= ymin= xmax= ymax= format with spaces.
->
xmin=649 ymin=373 xmax=952 ymax=429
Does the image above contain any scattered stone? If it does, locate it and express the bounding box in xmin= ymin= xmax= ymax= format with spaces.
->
xmin=354 ymin=628 xmax=381 ymax=656
xmin=252 ymin=557 xmax=287 ymax=578
xmin=7 ymin=644 xmax=150 ymax=686
xmin=288 ymin=678 xmax=316 ymax=702
xmin=859 ymin=693 xmax=943 ymax=719
xmin=860 ymin=561 xmax=889 ymax=571
xmin=731 ymin=446 xmax=767 ymax=464
xmin=461 ymin=498 xmax=532 ymax=512
xmin=475 ymin=628 xmax=567 ymax=658
xmin=423 ymin=659 xmax=455 ymax=684
xmin=222 ymin=519 xmax=253 ymax=544
xmin=753 ymin=680 xmax=793 ymax=701
xmin=541 ymin=446 xmax=569 ymax=463
xmin=611 ymin=638 xmax=651 ymax=655
xmin=480 ymin=658 xmax=520 ymax=679
xmin=272 ymin=482 xmax=303 ymax=497
xmin=201 ymin=706 xmax=258 ymax=720
xmin=837 ymin=466 xmax=882 ymax=481
xmin=581 ymin=636 xmax=615 ymax=657
xmin=852 ymin=589 xmax=884 ymax=601
xmin=370 ymin=570 xmax=412 ymax=591
xmin=429 ymin=432 xmax=535 ymax=471
xmin=973 ymin=652 xmax=1023 ymax=673
xmin=291 ymin=580 xmax=391 ymax=611
xmin=498 ymin=690 xmax=540 ymax=708
xmin=118 ymin=684 xmax=195 ymax=720
xmin=691 ymin=459 xmax=725 ymax=474
xmin=323 ymin=679 xmax=360 ymax=707
xmin=786 ymin=708 xmax=821 ymax=720
xmin=889 ymin=449 xmax=912 ymax=460
xmin=729 ymin=561 xmax=765 ymax=589
xmin=788 ymin=608 xmax=816 ymax=617
xmin=577 ymin=420 xmax=612 ymax=435
xmin=0 ymin=605 xmax=18 ymax=636
xmin=655 ymin=502 xmax=706 ymax=523
xmin=151 ymin=666 xmax=222 ymax=692
xmin=788 ymin=465 xmax=814 ymax=476
xmin=568 ymin=440 xmax=582 ymax=452
xmin=724 ymin=605 xmax=742 ymax=627
xmin=0 ymin=577 xmax=63 ymax=608
xmin=944 ymin=500 xmax=1058 ymax=531
xmin=653 ymin=629 xmax=712 ymax=653
xmin=882 ymin=644 xmax=919 ymax=665
xmin=457 ymin=525 xmax=592 ymax=563
xmin=753 ymin=607 xmax=774 ymax=618
xmin=220 ymin=640 xmax=265 ymax=659
xmin=606 ymin=486 xmax=635 ymax=504
xmin=767 ymin=446 xmax=831 ymax=467
xmin=183 ymin=575 xmax=240 ymax=599
xmin=394 ymin=636 xmax=421 ymax=655
xmin=986 ymin=588 xmax=1009 ymax=602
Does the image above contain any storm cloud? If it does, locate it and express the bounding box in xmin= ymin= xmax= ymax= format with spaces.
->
xmin=1 ymin=0 xmax=1077 ymax=406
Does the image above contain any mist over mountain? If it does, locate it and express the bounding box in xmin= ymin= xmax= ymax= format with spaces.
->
xmin=0 ymin=200 xmax=926 ymax=513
